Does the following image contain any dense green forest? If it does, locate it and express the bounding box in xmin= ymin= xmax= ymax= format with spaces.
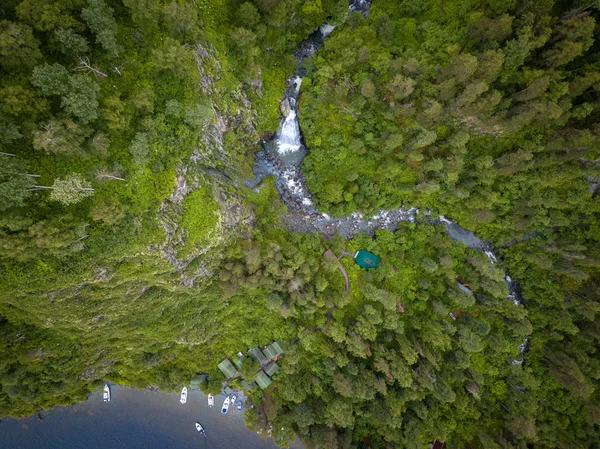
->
xmin=0 ymin=0 xmax=599 ymax=448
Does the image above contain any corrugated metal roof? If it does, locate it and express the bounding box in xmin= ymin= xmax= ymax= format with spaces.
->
xmin=248 ymin=347 xmax=268 ymax=365
xmin=264 ymin=362 xmax=279 ymax=377
xmin=255 ymin=370 xmax=272 ymax=389
xmin=217 ymin=359 xmax=237 ymax=379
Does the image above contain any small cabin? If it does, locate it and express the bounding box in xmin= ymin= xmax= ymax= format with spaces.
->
xmin=255 ymin=370 xmax=272 ymax=389
xmin=248 ymin=347 xmax=268 ymax=365
xmin=263 ymin=341 xmax=284 ymax=360
xmin=354 ymin=250 xmax=381 ymax=269
xmin=189 ymin=374 xmax=207 ymax=390
xmin=264 ymin=362 xmax=280 ymax=377
xmin=217 ymin=358 xmax=238 ymax=379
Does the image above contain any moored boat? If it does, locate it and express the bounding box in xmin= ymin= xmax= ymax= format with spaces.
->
xmin=195 ymin=422 xmax=205 ymax=435
xmin=103 ymin=384 xmax=111 ymax=402
xmin=237 ymin=401 xmax=242 ymax=410
xmin=208 ymin=394 xmax=214 ymax=407
xmin=231 ymin=394 xmax=236 ymax=404
xmin=180 ymin=386 xmax=187 ymax=404
xmin=221 ymin=396 xmax=230 ymax=414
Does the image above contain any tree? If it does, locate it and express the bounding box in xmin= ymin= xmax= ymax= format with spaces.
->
xmin=32 ymin=118 xmax=90 ymax=155
xmin=163 ymin=1 xmax=198 ymax=39
xmin=81 ymin=0 xmax=119 ymax=55
xmin=361 ymin=79 xmax=376 ymax=98
xmin=543 ymin=14 xmax=595 ymax=67
xmin=129 ymin=133 xmax=150 ymax=167
xmin=36 ymin=174 xmax=94 ymax=205
xmin=90 ymin=198 xmax=124 ymax=225
xmin=30 ymin=63 xmax=71 ymax=96
xmin=54 ymin=28 xmax=89 ymax=56
xmin=237 ymin=2 xmax=261 ymax=29
xmin=152 ymin=38 xmax=194 ymax=78
xmin=0 ymin=156 xmax=36 ymax=210
xmin=0 ymin=21 xmax=42 ymax=70
xmin=61 ymin=75 xmax=100 ymax=124
xmin=31 ymin=66 xmax=100 ymax=124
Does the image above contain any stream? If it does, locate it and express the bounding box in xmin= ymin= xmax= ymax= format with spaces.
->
xmin=248 ymin=0 xmax=528 ymax=362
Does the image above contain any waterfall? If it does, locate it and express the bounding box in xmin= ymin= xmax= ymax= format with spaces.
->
xmin=277 ymin=77 xmax=303 ymax=155
xmin=320 ymin=23 xmax=336 ymax=37
xmin=277 ymin=109 xmax=302 ymax=155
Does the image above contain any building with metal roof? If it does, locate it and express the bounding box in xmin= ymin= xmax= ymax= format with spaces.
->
xmin=264 ymin=362 xmax=279 ymax=377
xmin=218 ymin=358 xmax=238 ymax=379
xmin=354 ymin=250 xmax=381 ymax=269
xmin=248 ymin=347 xmax=268 ymax=365
xmin=255 ymin=370 xmax=272 ymax=389
xmin=263 ymin=341 xmax=284 ymax=360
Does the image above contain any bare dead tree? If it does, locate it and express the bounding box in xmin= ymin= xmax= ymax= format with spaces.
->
xmin=0 ymin=151 xmax=16 ymax=156
xmin=112 ymin=66 xmax=123 ymax=76
xmin=76 ymin=57 xmax=108 ymax=78
xmin=96 ymin=169 xmax=126 ymax=182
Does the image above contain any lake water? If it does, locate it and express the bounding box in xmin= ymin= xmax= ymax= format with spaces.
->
xmin=0 ymin=386 xmax=302 ymax=449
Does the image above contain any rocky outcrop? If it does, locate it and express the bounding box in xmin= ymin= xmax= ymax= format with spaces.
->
xmin=280 ymin=98 xmax=291 ymax=117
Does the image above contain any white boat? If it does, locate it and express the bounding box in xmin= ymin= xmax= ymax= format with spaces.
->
xmin=208 ymin=394 xmax=214 ymax=407
xmin=103 ymin=384 xmax=111 ymax=402
xmin=195 ymin=422 xmax=205 ymax=435
xmin=221 ymin=396 xmax=230 ymax=414
xmin=231 ymin=394 xmax=236 ymax=404
xmin=180 ymin=386 xmax=187 ymax=404
xmin=237 ymin=401 xmax=242 ymax=410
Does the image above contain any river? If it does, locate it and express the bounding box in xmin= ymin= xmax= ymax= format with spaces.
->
xmin=0 ymin=386 xmax=302 ymax=449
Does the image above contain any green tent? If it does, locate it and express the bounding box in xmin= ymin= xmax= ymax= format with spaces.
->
xmin=255 ymin=370 xmax=272 ymax=389
xmin=264 ymin=362 xmax=279 ymax=377
xmin=354 ymin=250 xmax=381 ymax=269
xmin=217 ymin=358 xmax=237 ymax=379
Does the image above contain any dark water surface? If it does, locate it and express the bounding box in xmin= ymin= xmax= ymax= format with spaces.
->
xmin=0 ymin=386 xmax=301 ymax=449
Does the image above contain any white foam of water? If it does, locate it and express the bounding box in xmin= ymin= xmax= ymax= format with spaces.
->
xmin=302 ymin=198 xmax=313 ymax=206
xmin=277 ymin=109 xmax=302 ymax=154
xmin=322 ymin=213 xmax=331 ymax=220
xmin=320 ymin=23 xmax=336 ymax=37
xmin=282 ymin=169 xmax=304 ymax=196
xmin=485 ymin=251 xmax=497 ymax=264
xmin=439 ymin=215 xmax=451 ymax=224
xmin=292 ymin=76 xmax=302 ymax=94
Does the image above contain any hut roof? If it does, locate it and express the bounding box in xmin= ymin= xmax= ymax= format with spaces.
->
xmin=248 ymin=347 xmax=268 ymax=365
xmin=190 ymin=374 xmax=206 ymax=390
xmin=234 ymin=354 xmax=245 ymax=369
xmin=241 ymin=379 xmax=256 ymax=391
xmin=263 ymin=341 xmax=284 ymax=360
xmin=264 ymin=362 xmax=280 ymax=377
xmin=354 ymin=250 xmax=381 ymax=269
xmin=255 ymin=370 xmax=272 ymax=389
xmin=217 ymin=358 xmax=237 ymax=379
